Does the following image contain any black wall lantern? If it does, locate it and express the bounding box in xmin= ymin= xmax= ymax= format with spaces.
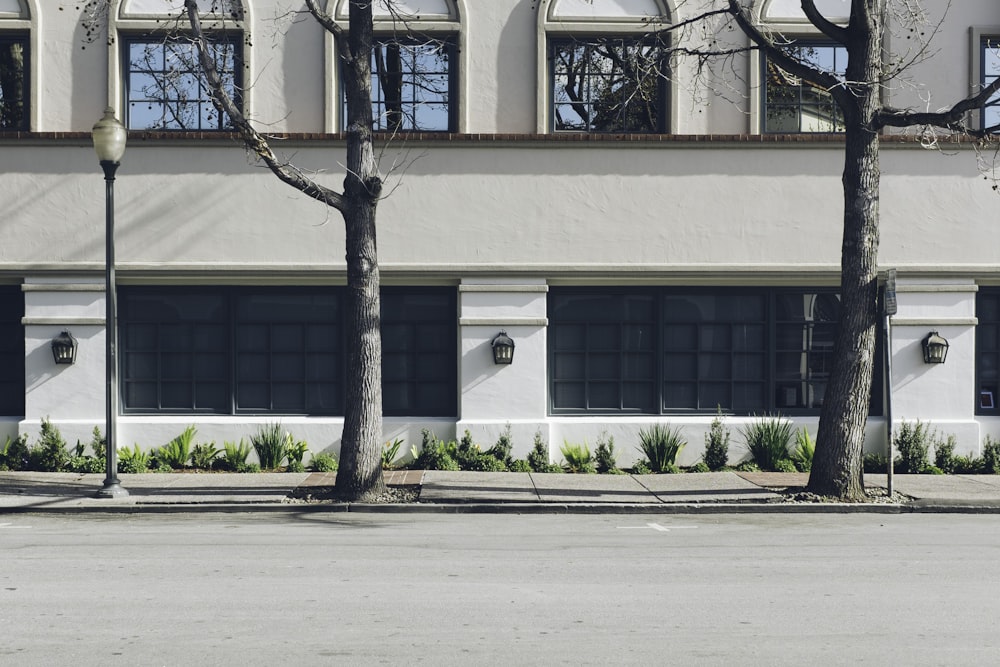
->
xmin=491 ymin=330 xmax=515 ymax=365
xmin=51 ymin=331 xmax=78 ymax=365
xmin=922 ymin=331 xmax=949 ymax=364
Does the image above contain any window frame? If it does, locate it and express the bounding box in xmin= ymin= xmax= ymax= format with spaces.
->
xmin=119 ymin=286 xmax=457 ymax=418
xmin=0 ymin=32 xmax=28 ymax=131
xmin=980 ymin=34 xmax=1000 ymax=132
xmin=976 ymin=288 xmax=1000 ymax=416
xmin=761 ymin=39 xmax=847 ymax=134
xmin=122 ymin=32 xmax=243 ymax=132
xmin=548 ymin=34 xmax=669 ymax=134
xmin=341 ymin=34 xmax=458 ymax=133
xmin=548 ymin=286 xmax=882 ymax=417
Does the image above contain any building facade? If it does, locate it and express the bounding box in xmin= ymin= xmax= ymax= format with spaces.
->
xmin=0 ymin=0 xmax=997 ymax=465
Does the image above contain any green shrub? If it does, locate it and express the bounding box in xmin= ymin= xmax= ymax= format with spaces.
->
xmin=703 ymin=408 xmax=731 ymax=471
xmin=637 ymin=424 xmax=686 ymax=473
xmin=688 ymin=461 xmax=711 ymax=473
xmin=250 ymin=423 xmax=288 ymax=470
xmin=382 ymin=438 xmax=404 ymax=470
xmin=791 ymin=427 xmax=815 ymax=473
xmin=509 ymin=459 xmax=532 ymax=473
xmin=190 ymin=442 xmax=220 ymax=470
xmin=412 ymin=430 xmax=460 ymax=471
xmin=68 ymin=453 xmax=104 ymax=473
xmin=28 ymin=418 xmax=69 ymax=472
xmin=118 ymin=444 xmax=150 ymax=474
xmin=863 ymin=452 xmax=888 ymax=473
xmin=632 ymin=459 xmax=653 ymax=474
xmin=560 ymin=441 xmax=596 ymax=474
xmin=309 ymin=451 xmax=339 ymax=472
xmin=894 ymin=421 xmax=932 ymax=474
xmin=740 ymin=415 xmax=793 ymax=471
xmin=218 ymin=439 xmax=252 ymax=472
xmin=934 ymin=434 xmax=958 ymax=474
xmin=155 ymin=425 xmax=196 ymax=470
xmin=485 ymin=425 xmax=514 ymax=467
xmin=0 ymin=434 xmax=29 ymax=471
xmin=982 ymin=436 xmax=1000 ymax=474
xmin=594 ymin=432 xmax=623 ymax=474
xmin=285 ymin=438 xmax=309 ymax=470
xmin=526 ymin=430 xmax=560 ymax=473
xmin=953 ymin=454 xmax=980 ymax=474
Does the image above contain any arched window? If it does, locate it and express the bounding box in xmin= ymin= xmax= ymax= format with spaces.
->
xmin=755 ymin=0 xmax=848 ymax=133
xmin=332 ymin=0 xmax=463 ymax=133
xmin=540 ymin=0 xmax=671 ymax=134
xmin=115 ymin=0 xmax=247 ymax=131
xmin=0 ymin=0 xmax=31 ymax=131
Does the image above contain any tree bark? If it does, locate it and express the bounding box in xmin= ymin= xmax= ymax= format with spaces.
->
xmin=334 ymin=0 xmax=387 ymax=502
xmin=807 ymin=2 xmax=884 ymax=501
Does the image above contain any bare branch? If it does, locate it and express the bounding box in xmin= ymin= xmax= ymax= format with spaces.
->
xmin=877 ymin=73 xmax=1000 ymax=136
xmin=183 ymin=0 xmax=345 ymax=211
xmin=800 ymin=0 xmax=849 ymax=45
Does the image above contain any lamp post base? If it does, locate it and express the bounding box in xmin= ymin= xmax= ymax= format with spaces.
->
xmin=95 ymin=479 xmax=129 ymax=499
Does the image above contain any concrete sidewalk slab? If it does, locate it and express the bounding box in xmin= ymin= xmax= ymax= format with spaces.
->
xmin=420 ymin=471 xmax=538 ymax=503
xmin=638 ymin=472 xmax=782 ymax=503
xmin=531 ymin=473 xmax=655 ymax=503
xmin=865 ymin=474 xmax=1000 ymax=501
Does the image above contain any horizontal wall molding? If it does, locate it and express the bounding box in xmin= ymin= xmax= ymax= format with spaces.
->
xmin=22 ymin=284 xmax=104 ymax=293
xmin=895 ymin=285 xmax=979 ymax=293
xmin=460 ymin=317 xmax=548 ymax=327
xmin=22 ymin=317 xmax=104 ymax=326
xmin=890 ymin=317 xmax=978 ymax=327
xmin=459 ymin=285 xmax=548 ymax=293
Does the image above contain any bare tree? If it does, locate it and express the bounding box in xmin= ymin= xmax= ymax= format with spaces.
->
xmin=651 ymin=0 xmax=1000 ymax=499
xmin=184 ymin=0 xmax=386 ymax=502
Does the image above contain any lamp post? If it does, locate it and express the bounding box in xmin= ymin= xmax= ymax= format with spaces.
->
xmin=92 ymin=107 xmax=128 ymax=498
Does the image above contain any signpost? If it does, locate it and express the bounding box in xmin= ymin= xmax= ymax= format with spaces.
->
xmin=883 ymin=269 xmax=897 ymax=497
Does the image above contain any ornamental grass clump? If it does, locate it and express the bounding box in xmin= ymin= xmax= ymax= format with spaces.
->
xmin=637 ymin=424 xmax=685 ymax=474
xmin=791 ymin=427 xmax=816 ymax=473
xmin=155 ymin=425 xmax=197 ymax=470
xmin=218 ymin=439 xmax=252 ymax=472
xmin=560 ymin=440 xmax=596 ymax=474
xmin=250 ymin=423 xmax=288 ymax=470
xmin=190 ymin=442 xmax=220 ymax=470
xmin=382 ymin=438 xmax=404 ymax=470
xmin=118 ymin=444 xmax=150 ymax=474
xmin=739 ymin=415 xmax=793 ymax=472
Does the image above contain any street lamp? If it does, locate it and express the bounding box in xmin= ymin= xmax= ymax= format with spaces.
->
xmin=92 ymin=107 xmax=128 ymax=498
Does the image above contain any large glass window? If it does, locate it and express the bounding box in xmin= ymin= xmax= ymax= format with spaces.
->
xmin=764 ymin=42 xmax=846 ymax=133
xmin=120 ymin=287 xmax=456 ymax=416
xmin=550 ymin=36 xmax=667 ymax=133
xmin=0 ymin=286 xmax=23 ymax=416
xmin=347 ymin=37 xmax=456 ymax=132
xmin=982 ymin=37 xmax=1000 ymax=131
xmin=977 ymin=289 xmax=1000 ymax=414
xmin=550 ymin=288 xmax=874 ymax=416
xmin=125 ymin=35 xmax=241 ymax=130
xmin=0 ymin=35 xmax=27 ymax=130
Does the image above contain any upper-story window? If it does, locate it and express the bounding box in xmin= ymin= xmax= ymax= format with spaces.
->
xmin=763 ymin=42 xmax=847 ymax=133
xmin=0 ymin=33 xmax=27 ymax=130
xmin=550 ymin=36 xmax=666 ymax=132
xmin=982 ymin=37 xmax=1000 ymax=131
xmin=542 ymin=0 xmax=670 ymax=133
xmin=118 ymin=0 xmax=244 ymax=131
xmin=335 ymin=0 xmax=461 ymax=133
xmin=0 ymin=0 xmax=30 ymax=131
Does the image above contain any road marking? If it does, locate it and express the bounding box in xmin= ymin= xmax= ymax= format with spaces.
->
xmin=617 ymin=522 xmax=697 ymax=533
xmin=0 ymin=523 xmax=31 ymax=529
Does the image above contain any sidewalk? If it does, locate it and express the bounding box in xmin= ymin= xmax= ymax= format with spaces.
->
xmin=5 ymin=469 xmax=1000 ymax=513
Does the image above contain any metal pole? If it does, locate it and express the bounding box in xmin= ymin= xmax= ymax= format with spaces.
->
xmin=96 ymin=160 xmax=128 ymax=498
xmin=884 ymin=311 xmax=894 ymax=498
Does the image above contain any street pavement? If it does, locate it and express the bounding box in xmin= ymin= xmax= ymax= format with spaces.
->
xmin=4 ymin=469 xmax=1000 ymax=513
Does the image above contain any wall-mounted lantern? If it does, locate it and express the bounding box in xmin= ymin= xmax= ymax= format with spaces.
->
xmin=51 ymin=331 xmax=78 ymax=365
xmin=491 ymin=330 xmax=514 ymax=365
xmin=922 ymin=331 xmax=949 ymax=364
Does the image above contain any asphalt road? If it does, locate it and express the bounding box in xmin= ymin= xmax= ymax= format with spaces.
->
xmin=3 ymin=512 xmax=999 ymax=666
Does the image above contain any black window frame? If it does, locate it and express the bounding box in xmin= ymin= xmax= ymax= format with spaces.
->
xmin=0 ymin=33 xmax=29 ymax=131
xmin=549 ymin=35 xmax=669 ymax=133
xmin=977 ymin=288 xmax=1000 ymax=415
xmin=982 ymin=36 xmax=1000 ymax=132
xmin=0 ymin=285 xmax=24 ymax=416
xmin=119 ymin=286 xmax=457 ymax=417
xmin=123 ymin=33 xmax=243 ymax=131
xmin=762 ymin=40 xmax=846 ymax=134
xmin=548 ymin=286 xmax=882 ymax=417
xmin=342 ymin=34 xmax=458 ymax=133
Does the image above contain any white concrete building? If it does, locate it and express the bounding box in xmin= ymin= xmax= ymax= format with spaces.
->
xmin=0 ymin=0 xmax=997 ymax=465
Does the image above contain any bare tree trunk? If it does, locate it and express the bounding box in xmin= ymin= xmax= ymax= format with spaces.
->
xmin=808 ymin=2 xmax=883 ymax=501
xmin=335 ymin=0 xmax=387 ymax=502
